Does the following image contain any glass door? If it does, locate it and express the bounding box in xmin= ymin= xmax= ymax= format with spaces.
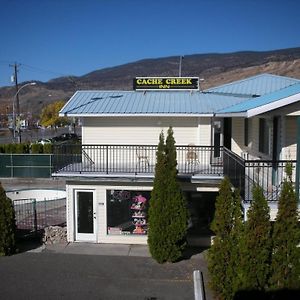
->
xmin=75 ymin=190 xmax=96 ymax=241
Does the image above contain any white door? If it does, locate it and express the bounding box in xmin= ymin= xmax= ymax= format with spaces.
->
xmin=74 ymin=190 xmax=97 ymax=242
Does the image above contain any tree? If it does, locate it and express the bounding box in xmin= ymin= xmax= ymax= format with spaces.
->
xmin=148 ymin=127 xmax=188 ymax=263
xmin=207 ymin=177 xmax=243 ymax=299
xmin=39 ymin=100 xmax=69 ymax=128
xmin=238 ymin=185 xmax=272 ymax=291
xmin=269 ymin=163 xmax=300 ymax=289
xmin=229 ymin=189 xmax=244 ymax=296
xmin=0 ymin=183 xmax=16 ymax=256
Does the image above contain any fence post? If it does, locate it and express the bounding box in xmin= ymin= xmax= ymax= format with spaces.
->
xmin=49 ymin=154 xmax=52 ymax=177
xmin=10 ymin=153 xmax=13 ymax=178
xmin=33 ymin=199 xmax=38 ymax=236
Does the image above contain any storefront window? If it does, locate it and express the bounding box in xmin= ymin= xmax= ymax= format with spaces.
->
xmin=107 ymin=190 xmax=150 ymax=236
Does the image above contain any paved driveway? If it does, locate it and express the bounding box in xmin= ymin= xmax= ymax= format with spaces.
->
xmin=0 ymin=251 xmax=213 ymax=300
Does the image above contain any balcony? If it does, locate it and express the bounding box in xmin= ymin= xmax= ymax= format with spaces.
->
xmin=52 ymin=144 xmax=296 ymax=202
xmin=52 ymin=144 xmax=223 ymax=178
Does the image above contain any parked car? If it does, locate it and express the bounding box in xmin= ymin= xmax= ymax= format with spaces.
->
xmin=34 ymin=138 xmax=52 ymax=145
xmin=51 ymin=133 xmax=80 ymax=143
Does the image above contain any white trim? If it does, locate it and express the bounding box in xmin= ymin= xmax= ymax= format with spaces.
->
xmin=59 ymin=113 xmax=214 ymax=118
xmin=215 ymin=112 xmax=247 ymax=117
xmin=247 ymin=93 xmax=300 ymax=118
xmin=59 ymin=91 xmax=79 ymax=115
xmin=53 ymin=173 xmax=155 ymax=179
xmin=74 ymin=189 xmax=97 ymax=242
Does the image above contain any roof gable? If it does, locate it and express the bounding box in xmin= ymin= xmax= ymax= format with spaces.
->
xmin=205 ymin=73 xmax=300 ymax=97
xmin=217 ymin=83 xmax=300 ymax=117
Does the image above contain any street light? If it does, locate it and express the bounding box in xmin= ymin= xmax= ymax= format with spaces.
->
xmin=12 ymin=82 xmax=37 ymax=143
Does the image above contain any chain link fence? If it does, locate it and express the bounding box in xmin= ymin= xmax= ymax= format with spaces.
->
xmin=13 ymin=197 xmax=66 ymax=237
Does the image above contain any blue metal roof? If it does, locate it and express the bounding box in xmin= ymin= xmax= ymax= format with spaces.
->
xmin=60 ymin=74 xmax=300 ymax=117
xmin=205 ymin=74 xmax=300 ymax=97
xmin=60 ymin=90 xmax=246 ymax=116
xmin=217 ymin=83 xmax=300 ymax=114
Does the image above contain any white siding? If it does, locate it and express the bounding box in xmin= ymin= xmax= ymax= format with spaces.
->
xmin=198 ymin=118 xmax=211 ymax=145
xmin=245 ymin=117 xmax=273 ymax=160
xmin=66 ymin=182 xmax=151 ymax=245
xmin=231 ymin=118 xmax=244 ymax=155
xmin=66 ymin=185 xmax=74 ymax=242
xmin=284 ymin=116 xmax=297 ymax=160
xmin=82 ymin=117 xmax=200 ymax=145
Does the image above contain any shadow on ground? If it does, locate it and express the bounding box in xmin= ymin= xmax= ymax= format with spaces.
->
xmin=182 ymin=246 xmax=208 ymax=260
xmin=234 ymin=289 xmax=300 ymax=300
xmin=16 ymin=234 xmax=43 ymax=254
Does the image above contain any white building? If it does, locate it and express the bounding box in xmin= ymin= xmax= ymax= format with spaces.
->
xmin=53 ymin=74 xmax=300 ymax=245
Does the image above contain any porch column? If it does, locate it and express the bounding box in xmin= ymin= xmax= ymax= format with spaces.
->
xmin=296 ymin=116 xmax=300 ymax=202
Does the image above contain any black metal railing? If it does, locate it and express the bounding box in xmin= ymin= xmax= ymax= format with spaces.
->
xmin=52 ymin=144 xmax=297 ymax=202
xmin=52 ymin=144 xmax=223 ymax=176
xmin=223 ymin=147 xmax=297 ymax=202
xmin=244 ymin=160 xmax=297 ymax=202
xmin=223 ymin=148 xmax=246 ymax=199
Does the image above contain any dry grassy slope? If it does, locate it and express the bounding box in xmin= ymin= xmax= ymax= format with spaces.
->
xmin=1 ymin=55 xmax=300 ymax=116
xmin=200 ymin=59 xmax=300 ymax=90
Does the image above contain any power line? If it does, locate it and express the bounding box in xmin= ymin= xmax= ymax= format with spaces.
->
xmin=20 ymin=63 xmax=79 ymax=87
xmin=21 ymin=63 xmax=71 ymax=78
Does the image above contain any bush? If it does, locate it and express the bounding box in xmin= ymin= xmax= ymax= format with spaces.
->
xmin=43 ymin=143 xmax=53 ymax=154
xmin=238 ymin=185 xmax=272 ymax=292
xmin=269 ymin=163 xmax=300 ymax=289
xmin=6 ymin=143 xmax=17 ymax=153
xmin=148 ymin=127 xmax=188 ymax=263
xmin=0 ymin=183 xmax=16 ymax=256
xmin=31 ymin=143 xmax=43 ymax=154
xmin=0 ymin=143 xmax=31 ymax=153
xmin=15 ymin=143 xmax=30 ymax=154
xmin=207 ymin=177 xmax=244 ymax=299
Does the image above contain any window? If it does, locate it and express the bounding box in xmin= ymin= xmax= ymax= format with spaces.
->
xmin=259 ymin=118 xmax=270 ymax=155
xmin=106 ymin=190 xmax=150 ymax=236
xmin=244 ymin=118 xmax=248 ymax=146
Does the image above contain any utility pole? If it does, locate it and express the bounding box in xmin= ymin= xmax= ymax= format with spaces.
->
xmin=10 ymin=63 xmax=20 ymax=142
xmin=179 ymin=55 xmax=184 ymax=77
xmin=10 ymin=62 xmax=21 ymax=116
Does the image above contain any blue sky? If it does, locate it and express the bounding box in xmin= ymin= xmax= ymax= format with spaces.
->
xmin=0 ymin=0 xmax=299 ymax=87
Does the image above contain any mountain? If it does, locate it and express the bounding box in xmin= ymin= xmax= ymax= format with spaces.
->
xmin=1 ymin=47 xmax=300 ymax=118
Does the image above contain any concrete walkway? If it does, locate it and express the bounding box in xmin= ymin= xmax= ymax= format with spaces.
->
xmin=35 ymin=242 xmax=206 ymax=260
xmin=42 ymin=242 xmax=152 ymax=257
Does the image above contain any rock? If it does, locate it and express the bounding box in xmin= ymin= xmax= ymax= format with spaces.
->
xmin=43 ymin=226 xmax=67 ymax=245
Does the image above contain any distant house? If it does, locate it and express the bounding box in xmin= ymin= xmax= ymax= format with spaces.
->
xmin=52 ymin=74 xmax=300 ymax=245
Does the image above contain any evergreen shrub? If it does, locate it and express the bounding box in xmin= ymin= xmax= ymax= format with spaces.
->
xmin=31 ymin=143 xmax=43 ymax=154
xmin=270 ymin=163 xmax=300 ymax=289
xmin=148 ymin=127 xmax=188 ymax=263
xmin=207 ymin=177 xmax=243 ymax=299
xmin=0 ymin=183 xmax=16 ymax=256
xmin=238 ymin=185 xmax=272 ymax=292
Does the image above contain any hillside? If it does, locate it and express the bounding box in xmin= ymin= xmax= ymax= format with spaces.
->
xmin=1 ymin=47 xmax=300 ymax=118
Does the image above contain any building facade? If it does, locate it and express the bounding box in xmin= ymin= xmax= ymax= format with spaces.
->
xmin=53 ymin=74 xmax=300 ymax=244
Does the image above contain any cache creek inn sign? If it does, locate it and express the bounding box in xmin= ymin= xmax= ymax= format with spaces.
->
xmin=133 ymin=77 xmax=199 ymax=90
